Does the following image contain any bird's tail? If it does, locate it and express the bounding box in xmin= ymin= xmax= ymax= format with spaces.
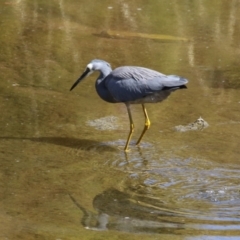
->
xmin=162 ymin=75 xmax=188 ymax=91
xmin=162 ymin=85 xmax=187 ymax=91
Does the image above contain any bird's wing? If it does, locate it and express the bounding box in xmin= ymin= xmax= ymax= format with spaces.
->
xmin=105 ymin=66 xmax=188 ymax=102
xmin=110 ymin=66 xmax=166 ymax=80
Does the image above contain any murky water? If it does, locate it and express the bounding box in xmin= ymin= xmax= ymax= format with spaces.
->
xmin=1 ymin=0 xmax=240 ymax=239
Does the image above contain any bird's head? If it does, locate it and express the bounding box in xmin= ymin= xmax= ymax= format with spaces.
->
xmin=70 ymin=59 xmax=111 ymax=91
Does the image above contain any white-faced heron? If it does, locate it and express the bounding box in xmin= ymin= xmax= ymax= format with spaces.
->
xmin=70 ymin=59 xmax=188 ymax=151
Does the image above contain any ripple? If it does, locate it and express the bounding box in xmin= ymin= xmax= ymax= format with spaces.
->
xmin=111 ymin=152 xmax=240 ymax=226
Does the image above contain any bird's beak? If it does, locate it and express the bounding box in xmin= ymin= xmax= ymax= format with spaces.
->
xmin=70 ymin=67 xmax=91 ymax=91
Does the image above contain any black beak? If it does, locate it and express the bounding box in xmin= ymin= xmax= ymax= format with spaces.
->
xmin=70 ymin=68 xmax=91 ymax=91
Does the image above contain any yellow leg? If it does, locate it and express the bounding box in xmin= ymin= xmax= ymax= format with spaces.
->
xmin=124 ymin=104 xmax=134 ymax=151
xmin=136 ymin=104 xmax=151 ymax=145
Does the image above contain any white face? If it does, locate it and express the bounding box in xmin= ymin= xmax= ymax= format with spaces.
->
xmin=87 ymin=63 xmax=93 ymax=70
xmin=86 ymin=63 xmax=94 ymax=76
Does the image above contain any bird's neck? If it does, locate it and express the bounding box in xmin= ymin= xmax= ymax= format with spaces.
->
xmin=95 ymin=69 xmax=115 ymax=103
xmin=98 ymin=67 xmax=112 ymax=81
xmin=95 ymin=67 xmax=111 ymax=85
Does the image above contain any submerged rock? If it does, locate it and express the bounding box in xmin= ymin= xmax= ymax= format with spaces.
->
xmin=174 ymin=117 xmax=209 ymax=132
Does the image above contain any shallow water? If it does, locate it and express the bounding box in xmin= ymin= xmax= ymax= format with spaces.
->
xmin=1 ymin=0 xmax=240 ymax=239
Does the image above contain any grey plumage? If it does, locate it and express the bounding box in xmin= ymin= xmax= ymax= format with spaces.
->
xmin=70 ymin=59 xmax=188 ymax=151
xmin=105 ymin=67 xmax=187 ymax=103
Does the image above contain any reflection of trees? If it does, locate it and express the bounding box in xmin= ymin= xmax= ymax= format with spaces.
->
xmin=171 ymin=0 xmax=240 ymax=107
xmin=4 ymin=0 xmax=240 ymax=86
xmin=1 ymin=0 xmax=240 ymax=143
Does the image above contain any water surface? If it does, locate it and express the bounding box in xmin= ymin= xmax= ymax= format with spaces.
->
xmin=0 ymin=0 xmax=240 ymax=239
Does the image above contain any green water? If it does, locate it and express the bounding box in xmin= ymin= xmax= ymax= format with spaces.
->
xmin=1 ymin=0 xmax=240 ymax=239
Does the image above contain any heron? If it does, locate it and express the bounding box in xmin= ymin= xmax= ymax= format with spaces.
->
xmin=70 ymin=59 xmax=188 ymax=151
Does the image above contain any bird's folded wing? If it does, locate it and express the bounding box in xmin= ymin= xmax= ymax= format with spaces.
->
xmin=105 ymin=67 xmax=187 ymax=102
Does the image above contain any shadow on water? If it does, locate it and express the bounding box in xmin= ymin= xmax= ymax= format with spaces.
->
xmin=0 ymin=137 xmax=117 ymax=152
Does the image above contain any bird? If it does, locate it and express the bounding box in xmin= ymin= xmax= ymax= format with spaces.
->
xmin=70 ymin=59 xmax=188 ymax=151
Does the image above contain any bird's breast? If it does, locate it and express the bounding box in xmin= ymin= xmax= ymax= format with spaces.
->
xmin=95 ymin=79 xmax=117 ymax=103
